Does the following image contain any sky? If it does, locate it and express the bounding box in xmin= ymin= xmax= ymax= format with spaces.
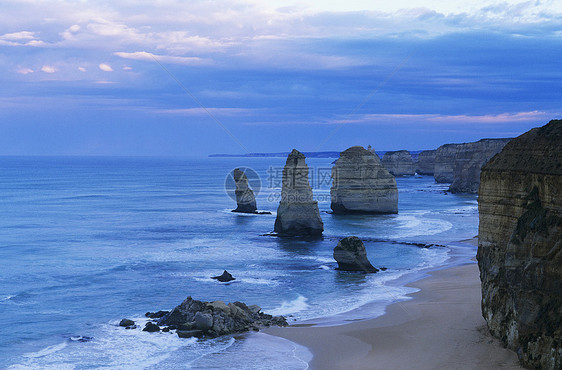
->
xmin=1 ymin=0 xmax=561 ymax=156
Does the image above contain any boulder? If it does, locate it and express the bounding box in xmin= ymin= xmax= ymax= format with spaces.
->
xmin=158 ymin=296 xmax=288 ymax=338
xmin=415 ymin=149 xmax=436 ymax=175
xmin=381 ymin=150 xmax=415 ymax=176
xmin=477 ymin=119 xmax=562 ymax=369
xmin=211 ymin=270 xmax=235 ymax=282
xmin=143 ymin=322 xmax=161 ymax=332
xmin=331 ymin=146 xmax=398 ymax=214
xmin=274 ymin=149 xmax=324 ymax=236
xmin=119 ymin=318 xmax=135 ymax=327
xmin=232 ymin=168 xmax=258 ymax=213
xmin=333 ymin=236 xmax=378 ymax=273
xmin=145 ymin=310 xmax=169 ymax=319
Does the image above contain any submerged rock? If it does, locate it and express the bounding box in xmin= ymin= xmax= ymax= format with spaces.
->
xmin=330 ymin=146 xmax=398 ymax=214
xmin=381 ymin=150 xmax=415 ymax=176
xmin=477 ymin=119 xmax=562 ymax=369
xmin=158 ymin=297 xmax=288 ymax=338
xmin=119 ymin=318 xmax=135 ymax=327
xmin=232 ymin=168 xmax=258 ymax=213
xmin=211 ymin=270 xmax=235 ymax=282
xmin=274 ymin=149 xmax=323 ymax=236
xmin=333 ymin=236 xmax=378 ymax=273
xmin=415 ymin=149 xmax=436 ymax=175
xmin=143 ymin=322 xmax=161 ymax=332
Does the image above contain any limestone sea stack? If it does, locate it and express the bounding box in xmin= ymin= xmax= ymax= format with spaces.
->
xmin=448 ymin=138 xmax=511 ymax=193
xmin=415 ymin=149 xmax=436 ymax=175
xmin=232 ymin=168 xmax=258 ymax=213
xmin=477 ymin=119 xmax=562 ymax=369
xmin=331 ymin=146 xmax=398 ymax=214
xmin=274 ymin=149 xmax=324 ymax=237
xmin=333 ymin=236 xmax=378 ymax=273
xmin=381 ymin=150 xmax=415 ymax=176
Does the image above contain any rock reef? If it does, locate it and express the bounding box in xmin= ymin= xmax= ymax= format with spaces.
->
xmin=477 ymin=119 xmax=562 ymax=369
xmin=232 ymin=168 xmax=258 ymax=213
xmin=274 ymin=149 xmax=324 ymax=236
xmin=381 ymin=150 xmax=415 ymax=176
xmin=153 ymin=297 xmax=288 ymax=338
xmin=330 ymin=146 xmax=398 ymax=214
xmin=333 ymin=236 xmax=378 ymax=273
xmin=415 ymin=149 xmax=436 ymax=175
xmin=448 ymin=138 xmax=511 ymax=193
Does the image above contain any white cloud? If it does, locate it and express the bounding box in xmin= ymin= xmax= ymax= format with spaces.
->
xmin=41 ymin=65 xmax=56 ymax=73
xmin=17 ymin=68 xmax=34 ymax=75
xmin=114 ymin=51 xmax=211 ymax=65
xmin=156 ymin=107 xmax=255 ymax=116
xmin=78 ymin=66 xmax=87 ymax=72
xmin=123 ymin=66 xmax=132 ymax=70
xmin=99 ymin=63 xmax=113 ymax=72
xmin=0 ymin=31 xmax=35 ymax=40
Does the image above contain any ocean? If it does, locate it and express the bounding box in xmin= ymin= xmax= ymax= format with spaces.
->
xmin=0 ymin=156 xmax=479 ymax=369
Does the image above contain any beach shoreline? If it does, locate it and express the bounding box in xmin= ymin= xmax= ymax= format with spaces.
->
xmin=265 ymin=238 xmax=522 ymax=369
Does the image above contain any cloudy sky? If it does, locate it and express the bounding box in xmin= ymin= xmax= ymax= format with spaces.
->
xmin=1 ymin=0 xmax=561 ymax=156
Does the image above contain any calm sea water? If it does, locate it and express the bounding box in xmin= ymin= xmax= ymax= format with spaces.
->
xmin=0 ymin=156 xmax=478 ymax=369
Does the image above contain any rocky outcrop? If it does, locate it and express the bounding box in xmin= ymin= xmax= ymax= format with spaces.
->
xmin=211 ymin=270 xmax=235 ymax=282
xmin=415 ymin=150 xmax=436 ymax=175
xmin=232 ymin=168 xmax=258 ymax=213
xmin=449 ymin=138 xmax=511 ymax=193
xmin=381 ymin=150 xmax=415 ymax=176
xmin=330 ymin=146 xmax=398 ymax=214
xmin=333 ymin=236 xmax=378 ymax=273
xmin=274 ymin=149 xmax=324 ymax=236
xmin=434 ymin=139 xmax=510 ymax=187
xmin=477 ymin=119 xmax=562 ymax=369
xmin=157 ymin=297 xmax=288 ymax=338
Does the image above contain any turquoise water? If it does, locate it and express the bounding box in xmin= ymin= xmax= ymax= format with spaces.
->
xmin=0 ymin=156 xmax=478 ymax=368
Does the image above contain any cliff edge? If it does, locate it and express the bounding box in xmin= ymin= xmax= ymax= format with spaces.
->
xmin=477 ymin=119 xmax=562 ymax=369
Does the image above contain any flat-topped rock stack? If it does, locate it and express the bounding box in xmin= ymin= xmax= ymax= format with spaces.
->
xmin=331 ymin=146 xmax=398 ymax=214
xmin=477 ymin=120 xmax=562 ymax=369
xmin=232 ymin=168 xmax=258 ymax=213
xmin=448 ymin=138 xmax=511 ymax=193
xmin=415 ymin=149 xmax=436 ymax=175
xmin=274 ymin=149 xmax=324 ymax=237
xmin=381 ymin=150 xmax=415 ymax=176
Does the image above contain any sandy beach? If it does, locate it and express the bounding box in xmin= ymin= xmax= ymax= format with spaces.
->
xmin=265 ymin=243 xmax=521 ymax=369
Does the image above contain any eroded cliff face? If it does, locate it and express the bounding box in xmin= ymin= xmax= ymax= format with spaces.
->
xmin=232 ymin=168 xmax=257 ymax=213
xmin=434 ymin=143 xmax=462 ymax=183
xmin=274 ymin=149 xmax=324 ymax=236
xmin=477 ymin=120 xmax=562 ymax=369
xmin=415 ymin=149 xmax=435 ymax=175
xmin=449 ymin=138 xmax=511 ymax=193
xmin=381 ymin=150 xmax=415 ymax=176
xmin=331 ymin=146 xmax=398 ymax=214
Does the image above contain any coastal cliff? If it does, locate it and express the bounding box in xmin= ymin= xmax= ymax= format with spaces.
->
xmin=331 ymin=146 xmax=398 ymax=214
xmin=274 ymin=149 xmax=324 ymax=236
xmin=381 ymin=150 xmax=415 ymax=176
xmin=415 ymin=150 xmax=435 ymax=175
xmin=449 ymin=138 xmax=511 ymax=193
xmin=477 ymin=119 xmax=562 ymax=369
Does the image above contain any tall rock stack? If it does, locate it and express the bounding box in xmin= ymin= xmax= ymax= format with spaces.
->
xmin=232 ymin=168 xmax=257 ymax=213
xmin=274 ymin=149 xmax=324 ymax=236
xmin=331 ymin=146 xmax=398 ymax=214
xmin=448 ymin=138 xmax=511 ymax=193
xmin=477 ymin=120 xmax=562 ymax=369
xmin=415 ymin=149 xmax=436 ymax=175
xmin=381 ymin=150 xmax=415 ymax=176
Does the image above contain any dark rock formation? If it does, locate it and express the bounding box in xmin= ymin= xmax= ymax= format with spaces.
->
xmin=330 ymin=146 xmax=398 ymax=214
xmin=232 ymin=168 xmax=258 ymax=213
xmin=143 ymin=322 xmax=161 ymax=332
xmin=381 ymin=150 xmax=415 ymax=176
xmin=477 ymin=119 xmax=562 ymax=369
xmin=333 ymin=236 xmax=378 ymax=273
xmin=434 ymin=143 xmax=461 ymax=183
xmin=274 ymin=149 xmax=324 ymax=236
xmin=145 ymin=310 xmax=169 ymax=319
xmin=415 ymin=149 xmax=436 ymax=175
xmin=211 ymin=270 xmax=235 ymax=282
xmin=158 ymin=297 xmax=288 ymax=338
xmin=448 ymin=138 xmax=511 ymax=193
xmin=119 ymin=318 xmax=135 ymax=327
